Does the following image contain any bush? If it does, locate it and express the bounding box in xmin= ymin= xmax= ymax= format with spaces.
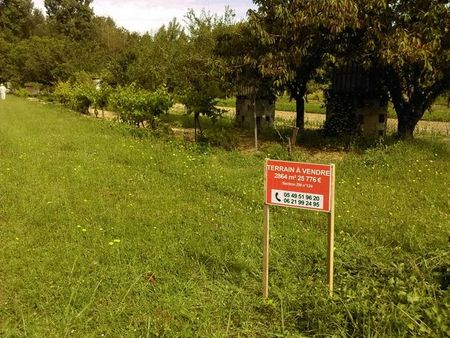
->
xmin=203 ymin=127 xmax=239 ymax=150
xmin=110 ymin=84 xmax=173 ymax=127
xmin=323 ymin=92 xmax=359 ymax=137
xmin=91 ymin=84 xmax=112 ymax=117
xmin=15 ymin=88 xmax=29 ymax=98
xmin=53 ymin=81 xmax=72 ymax=105
xmin=53 ymin=75 xmax=97 ymax=115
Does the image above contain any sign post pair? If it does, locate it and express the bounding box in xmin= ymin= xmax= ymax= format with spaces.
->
xmin=263 ymin=159 xmax=336 ymax=298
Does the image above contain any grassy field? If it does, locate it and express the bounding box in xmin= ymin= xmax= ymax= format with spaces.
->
xmin=218 ymin=94 xmax=450 ymax=122
xmin=1 ymin=96 xmax=449 ymax=337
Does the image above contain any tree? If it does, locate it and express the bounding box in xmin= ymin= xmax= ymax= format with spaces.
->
xmin=325 ymin=0 xmax=450 ymax=139
xmin=0 ymin=37 xmax=12 ymax=82
xmin=176 ymin=9 xmax=235 ymax=139
xmin=248 ymin=0 xmax=360 ymax=130
xmin=249 ymin=0 xmax=450 ymax=138
xmin=0 ymin=0 xmax=35 ymax=41
xmin=44 ymin=0 xmax=94 ymax=40
xmin=127 ymin=19 xmax=188 ymax=91
xmin=7 ymin=36 xmax=70 ymax=85
xmin=377 ymin=1 xmax=450 ymax=138
xmin=215 ymin=21 xmax=278 ymax=131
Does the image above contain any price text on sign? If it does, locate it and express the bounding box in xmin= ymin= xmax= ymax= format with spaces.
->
xmin=265 ymin=159 xmax=333 ymax=212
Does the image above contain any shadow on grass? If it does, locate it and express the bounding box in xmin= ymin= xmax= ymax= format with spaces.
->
xmin=149 ymin=111 xmax=449 ymax=155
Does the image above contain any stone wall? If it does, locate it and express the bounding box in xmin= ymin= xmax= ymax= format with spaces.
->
xmin=236 ymin=96 xmax=275 ymax=128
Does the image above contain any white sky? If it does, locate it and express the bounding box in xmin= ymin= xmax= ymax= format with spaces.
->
xmin=33 ymin=0 xmax=255 ymax=34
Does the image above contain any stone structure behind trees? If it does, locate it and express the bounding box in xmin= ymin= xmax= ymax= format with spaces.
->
xmin=235 ymin=84 xmax=276 ymax=129
xmin=325 ymin=62 xmax=388 ymax=137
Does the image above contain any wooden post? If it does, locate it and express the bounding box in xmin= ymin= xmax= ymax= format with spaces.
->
xmin=327 ymin=164 xmax=336 ymax=297
xmin=263 ymin=204 xmax=270 ymax=298
xmin=254 ymin=95 xmax=258 ymax=150
xmin=290 ymin=127 xmax=300 ymax=147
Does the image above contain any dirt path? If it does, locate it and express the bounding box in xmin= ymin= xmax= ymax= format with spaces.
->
xmin=89 ymin=108 xmax=117 ymax=120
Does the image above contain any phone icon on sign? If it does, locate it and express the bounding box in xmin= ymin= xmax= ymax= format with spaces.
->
xmin=275 ymin=192 xmax=281 ymax=202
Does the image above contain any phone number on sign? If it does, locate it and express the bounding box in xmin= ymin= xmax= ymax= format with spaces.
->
xmin=271 ymin=190 xmax=324 ymax=209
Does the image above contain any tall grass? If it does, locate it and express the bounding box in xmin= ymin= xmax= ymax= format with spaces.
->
xmin=0 ymin=96 xmax=449 ymax=336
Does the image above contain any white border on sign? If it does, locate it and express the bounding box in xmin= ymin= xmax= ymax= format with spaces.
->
xmin=264 ymin=158 xmax=334 ymax=213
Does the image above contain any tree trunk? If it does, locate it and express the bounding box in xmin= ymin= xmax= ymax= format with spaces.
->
xmin=194 ymin=112 xmax=202 ymax=141
xmin=194 ymin=113 xmax=197 ymax=142
xmin=396 ymin=108 xmax=422 ymax=139
xmin=295 ymin=96 xmax=305 ymax=131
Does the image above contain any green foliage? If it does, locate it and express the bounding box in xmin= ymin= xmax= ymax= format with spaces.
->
xmin=248 ymin=0 xmax=354 ymax=128
xmin=260 ymin=143 xmax=290 ymax=160
xmin=14 ymin=88 xmax=29 ymax=98
xmin=125 ymin=20 xmax=188 ymax=91
xmin=323 ymin=93 xmax=359 ymax=137
xmin=357 ymin=0 xmax=450 ymax=138
xmin=7 ymin=36 xmax=70 ymax=85
xmin=202 ymin=127 xmax=239 ymax=150
xmin=109 ymin=84 xmax=173 ymax=126
xmin=0 ymin=0 xmax=35 ymax=41
xmin=174 ymin=9 xmax=233 ymax=131
xmin=90 ymin=83 xmax=111 ymax=117
xmin=70 ymin=81 xmax=95 ymax=114
xmin=44 ymin=0 xmax=94 ymax=40
xmin=249 ymin=0 xmax=450 ymax=137
xmin=53 ymin=80 xmax=72 ymax=105
xmin=53 ymin=73 xmax=96 ymax=114
xmin=180 ymin=91 xmax=223 ymax=122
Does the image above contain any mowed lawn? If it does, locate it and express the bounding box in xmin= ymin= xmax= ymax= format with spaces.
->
xmin=0 ymin=96 xmax=449 ymax=337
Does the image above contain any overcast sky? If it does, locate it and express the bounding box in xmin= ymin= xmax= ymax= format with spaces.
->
xmin=33 ymin=0 xmax=255 ymax=34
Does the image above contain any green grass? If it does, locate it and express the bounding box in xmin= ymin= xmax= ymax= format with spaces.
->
xmin=218 ymin=94 xmax=450 ymax=122
xmin=1 ymin=96 xmax=449 ymax=336
xmin=387 ymin=103 xmax=450 ymax=122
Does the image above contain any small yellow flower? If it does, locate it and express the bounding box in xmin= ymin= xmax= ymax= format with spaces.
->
xmin=108 ymin=242 xmax=114 ymax=246
xmin=113 ymin=239 xmax=121 ymax=243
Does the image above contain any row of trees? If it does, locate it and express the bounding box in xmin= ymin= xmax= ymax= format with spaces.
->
xmin=1 ymin=0 xmax=449 ymax=139
xmin=244 ymin=0 xmax=450 ymax=138
xmin=0 ymin=0 xmax=233 ymax=134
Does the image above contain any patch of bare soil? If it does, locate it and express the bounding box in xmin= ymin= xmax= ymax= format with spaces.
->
xmin=88 ymin=108 xmax=117 ymax=120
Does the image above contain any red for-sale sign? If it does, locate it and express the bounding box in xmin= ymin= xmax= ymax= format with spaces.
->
xmin=265 ymin=159 xmax=333 ymax=212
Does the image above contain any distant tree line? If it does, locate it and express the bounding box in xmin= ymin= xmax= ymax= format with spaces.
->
xmin=1 ymin=0 xmax=448 ymax=139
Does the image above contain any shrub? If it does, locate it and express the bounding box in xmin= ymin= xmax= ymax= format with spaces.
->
xmin=91 ymin=84 xmax=112 ymax=117
xmin=53 ymin=81 xmax=72 ymax=105
xmin=203 ymin=127 xmax=239 ymax=150
xmin=323 ymin=92 xmax=359 ymax=137
xmin=110 ymin=84 xmax=173 ymax=127
xmin=70 ymin=82 xmax=96 ymax=115
xmin=53 ymin=76 xmax=97 ymax=115
xmin=15 ymin=88 xmax=29 ymax=98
